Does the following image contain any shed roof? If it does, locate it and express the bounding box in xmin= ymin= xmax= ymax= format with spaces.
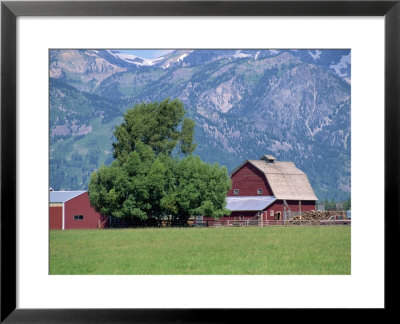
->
xmin=50 ymin=191 xmax=86 ymax=203
xmin=232 ymin=159 xmax=318 ymax=201
xmin=226 ymin=196 xmax=276 ymax=211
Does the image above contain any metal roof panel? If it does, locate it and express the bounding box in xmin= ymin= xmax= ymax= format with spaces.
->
xmin=49 ymin=191 xmax=86 ymax=203
xmin=226 ymin=196 xmax=276 ymax=211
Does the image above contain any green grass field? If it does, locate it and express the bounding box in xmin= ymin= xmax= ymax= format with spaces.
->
xmin=50 ymin=226 xmax=351 ymax=275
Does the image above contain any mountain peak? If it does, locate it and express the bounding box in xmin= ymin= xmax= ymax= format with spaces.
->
xmin=106 ymin=50 xmax=164 ymax=67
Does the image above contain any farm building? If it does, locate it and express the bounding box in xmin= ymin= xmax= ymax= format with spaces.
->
xmin=49 ymin=190 xmax=108 ymax=230
xmin=218 ymin=155 xmax=317 ymax=222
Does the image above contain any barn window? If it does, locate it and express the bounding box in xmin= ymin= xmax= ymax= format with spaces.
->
xmin=73 ymin=215 xmax=84 ymax=220
xmin=257 ymin=189 xmax=263 ymax=194
xmin=234 ymin=189 xmax=239 ymax=195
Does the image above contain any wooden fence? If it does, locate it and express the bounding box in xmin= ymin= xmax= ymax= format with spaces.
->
xmin=107 ymin=217 xmax=350 ymax=229
xmin=194 ymin=219 xmax=313 ymax=227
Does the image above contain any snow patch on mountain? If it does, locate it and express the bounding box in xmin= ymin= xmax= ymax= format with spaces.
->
xmin=161 ymin=50 xmax=194 ymax=68
xmin=107 ymin=50 xmax=164 ymax=66
xmin=308 ymin=50 xmax=322 ymax=60
xmin=85 ymin=50 xmax=99 ymax=56
xmin=233 ymin=50 xmax=252 ymax=59
xmin=330 ymin=53 xmax=351 ymax=77
xmin=178 ymin=52 xmax=190 ymax=61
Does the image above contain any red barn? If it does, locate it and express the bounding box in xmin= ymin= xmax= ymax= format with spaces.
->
xmin=222 ymin=155 xmax=317 ymax=221
xmin=49 ymin=190 xmax=108 ymax=230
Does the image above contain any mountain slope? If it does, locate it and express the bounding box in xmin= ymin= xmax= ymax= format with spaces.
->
xmin=49 ymin=49 xmax=351 ymax=201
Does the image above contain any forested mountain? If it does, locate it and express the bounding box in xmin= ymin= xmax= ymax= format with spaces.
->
xmin=50 ymin=49 xmax=351 ymax=201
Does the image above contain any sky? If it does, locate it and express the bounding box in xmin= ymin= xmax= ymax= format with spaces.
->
xmin=118 ymin=50 xmax=172 ymax=59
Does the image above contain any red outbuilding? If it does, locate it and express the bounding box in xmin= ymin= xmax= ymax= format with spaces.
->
xmin=49 ymin=190 xmax=108 ymax=230
xmin=214 ymin=155 xmax=318 ymax=222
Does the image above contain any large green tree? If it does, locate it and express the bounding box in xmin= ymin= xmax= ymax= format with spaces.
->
xmin=89 ymin=142 xmax=173 ymax=220
xmin=89 ymin=99 xmax=231 ymax=224
xmin=161 ymin=156 xmax=231 ymax=225
xmin=112 ymin=98 xmax=196 ymax=161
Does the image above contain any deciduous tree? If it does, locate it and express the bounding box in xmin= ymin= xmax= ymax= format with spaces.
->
xmin=112 ymin=98 xmax=196 ymax=161
xmin=89 ymin=142 xmax=171 ymax=220
xmin=89 ymin=100 xmax=231 ymax=224
xmin=162 ymin=156 xmax=231 ymax=225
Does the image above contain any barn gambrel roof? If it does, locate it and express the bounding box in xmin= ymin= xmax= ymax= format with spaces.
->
xmin=50 ymin=191 xmax=86 ymax=203
xmin=231 ymin=159 xmax=318 ymax=201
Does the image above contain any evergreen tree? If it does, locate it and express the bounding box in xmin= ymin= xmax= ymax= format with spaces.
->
xmin=325 ymin=198 xmax=336 ymax=211
xmin=343 ymin=197 xmax=351 ymax=210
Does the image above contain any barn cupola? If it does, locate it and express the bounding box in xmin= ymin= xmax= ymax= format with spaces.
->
xmin=261 ymin=155 xmax=276 ymax=163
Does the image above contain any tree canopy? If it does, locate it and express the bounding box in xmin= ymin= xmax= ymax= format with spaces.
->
xmin=112 ymin=98 xmax=196 ymax=161
xmin=88 ymin=142 xmax=171 ymax=220
xmin=161 ymin=155 xmax=231 ymax=225
xmin=89 ymin=99 xmax=231 ymax=224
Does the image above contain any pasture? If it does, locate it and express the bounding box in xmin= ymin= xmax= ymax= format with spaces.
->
xmin=49 ymin=226 xmax=351 ymax=275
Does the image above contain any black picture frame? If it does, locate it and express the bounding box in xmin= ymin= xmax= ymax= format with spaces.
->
xmin=1 ymin=0 xmax=398 ymax=322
